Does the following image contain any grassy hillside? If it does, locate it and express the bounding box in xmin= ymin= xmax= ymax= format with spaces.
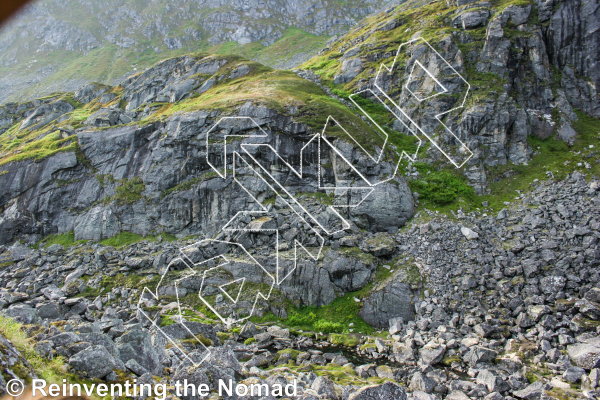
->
xmin=0 ymin=0 xmax=389 ymax=102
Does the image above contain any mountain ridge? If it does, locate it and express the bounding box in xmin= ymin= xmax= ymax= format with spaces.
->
xmin=0 ymin=0 xmax=399 ymax=103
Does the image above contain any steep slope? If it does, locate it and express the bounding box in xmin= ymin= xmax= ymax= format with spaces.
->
xmin=0 ymin=53 xmax=414 ymax=245
xmin=0 ymin=1 xmax=600 ymax=399
xmin=300 ymin=0 xmax=600 ymax=204
xmin=0 ymin=0 xmax=395 ymax=103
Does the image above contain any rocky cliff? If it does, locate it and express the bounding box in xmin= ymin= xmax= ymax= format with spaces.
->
xmin=0 ymin=54 xmax=414 ymax=245
xmin=301 ymin=0 xmax=600 ymax=195
xmin=0 ymin=0 xmax=600 ymax=399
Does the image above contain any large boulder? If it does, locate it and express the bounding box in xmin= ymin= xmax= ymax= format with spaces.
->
xmin=567 ymin=337 xmax=600 ymax=370
xmin=5 ymin=304 xmax=38 ymax=324
xmin=69 ymin=345 xmax=116 ymax=378
xmin=349 ymin=179 xmax=414 ymax=232
xmin=360 ymin=279 xmax=414 ymax=329
xmin=115 ymin=329 xmax=162 ymax=375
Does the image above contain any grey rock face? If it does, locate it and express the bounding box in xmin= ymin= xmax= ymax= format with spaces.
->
xmin=463 ymin=346 xmax=497 ymax=367
xmin=567 ymin=337 xmax=600 ymax=370
xmin=360 ymin=279 xmax=415 ymax=329
xmin=410 ymin=372 xmax=436 ymax=393
xmin=452 ymin=10 xmax=489 ymax=30
xmin=321 ymin=249 xmax=376 ymax=292
xmin=0 ymin=86 xmax=414 ymax=245
xmin=546 ymin=0 xmax=600 ymax=117
xmin=116 ymin=329 xmax=162 ymax=375
xmin=5 ymin=304 xmax=38 ymax=324
xmin=69 ymin=345 xmax=116 ymax=378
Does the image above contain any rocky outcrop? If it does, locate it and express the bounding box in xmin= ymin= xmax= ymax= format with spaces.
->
xmin=0 ymin=53 xmax=415 ymax=245
xmin=0 ymin=332 xmax=36 ymax=395
xmin=544 ymin=0 xmax=600 ymax=118
xmin=316 ymin=0 xmax=600 ymax=195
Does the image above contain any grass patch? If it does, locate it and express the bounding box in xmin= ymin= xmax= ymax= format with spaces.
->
xmin=99 ymin=232 xmax=145 ymax=248
xmin=0 ymin=315 xmax=78 ymax=389
xmin=114 ymin=177 xmax=145 ymax=205
xmin=281 ymin=291 xmax=373 ymax=334
xmin=0 ymin=131 xmax=77 ymax=166
xmin=36 ymin=231 xmax=88 ymax=248
xmin=328 ymin=333 xmax=360 ymax=347
xmin=410 ymin=162 xmax=476 ymax=206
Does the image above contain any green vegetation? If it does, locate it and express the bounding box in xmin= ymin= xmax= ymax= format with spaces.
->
xmin=409 ymin=162 xmax=476 ymax=206
xmin=98 ymin=231 xmax=176 ymax=248
xmin=160 ymin=315 xmax=177 ymax=327
xmin=162 ymin=171 xmax=221 ymax=197
xmin=478 ymin=110 xmax=600 ymax=210
xmin=114 ymin=177 xmax=146 ymax=204
xmin=96 ymin=174 xmax=115 ymax=187
xmin=211 ymin=27 xmax=329 ymax=68
xmin=280 ymin=291 xmax=373 ymax=334
xmin=297 ymin=191 xmax=335 ymax=205
xmin=244 ymin=337 xmax=256 ymax=345
xmin=0 ymin=130 xmax=77 ymax=166
xmin=276 ymin=348 xmax=301 ymax=361
xmin=100 ymin=232 xmax=145 ymax=248
xmin=217 ymin=331 xmax=231 ymax=342
xmin=36 ymin=231 xmax=88 ymax=248
xmin=328 ymin=333 xmax=360 ymax=347
xmin=0 ymin=315 xmax=77 ymax=389
xmin=182 ymin=334 xmax=213 ymax=347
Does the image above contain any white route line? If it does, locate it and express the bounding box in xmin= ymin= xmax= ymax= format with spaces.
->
xmin=136 ymin=259 xmax=212 ymax=368
xmin=136 ymin=35 xmax=474 ymax=367
xmin=374 ymin=37 xmax=473 ymax=168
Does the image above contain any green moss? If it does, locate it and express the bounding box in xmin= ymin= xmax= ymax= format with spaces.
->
xmin=276 ymin=348 xmax=301 ymax=360
xmin=243 ymin=337 xmax=256 ymax=345
xmin=0 ymin=315 xmax=80 ymax=388
xmin=162 ymin=171 xmax=221 ymax=197
xmin=182 ymin=334 xmax=213 ymax=347
xmin=99 ymin=232 xmax=145 ymax=248
xmin=160 ymin=315 xmax=177 ymax=327
xmin=335 ymin=246 xmax=377 ymax=265
xmin=396 ymin=261 xmax=427 ymax=286
xmin=360 ymin=342 xmax=377 ymax=351
xmin=114 ymin=177 xmax=145 ymax=205
xmin=328 ymin=333 xmax=360 ymax=347
xmin=96 ymin=174 xmax=115 ymax=187
xmin=442 ymin=355 xmax=461 ymax=366
xmin=36 ymin=231 xmax=88 ymax=248
xmin=217 ymin=331 xmax=231 ymax=342
xmin=311 ymin=364 xmax=364 ymax=385
xmin=410 ymin=162 xmax=476 ymax=206
xmin=75 ymin=143 xmax=96 ymax=172
xmin=525 ymin=371 xmax=539 ymax=384
xmin=297 ymin=191 xmax=335 ymax=205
